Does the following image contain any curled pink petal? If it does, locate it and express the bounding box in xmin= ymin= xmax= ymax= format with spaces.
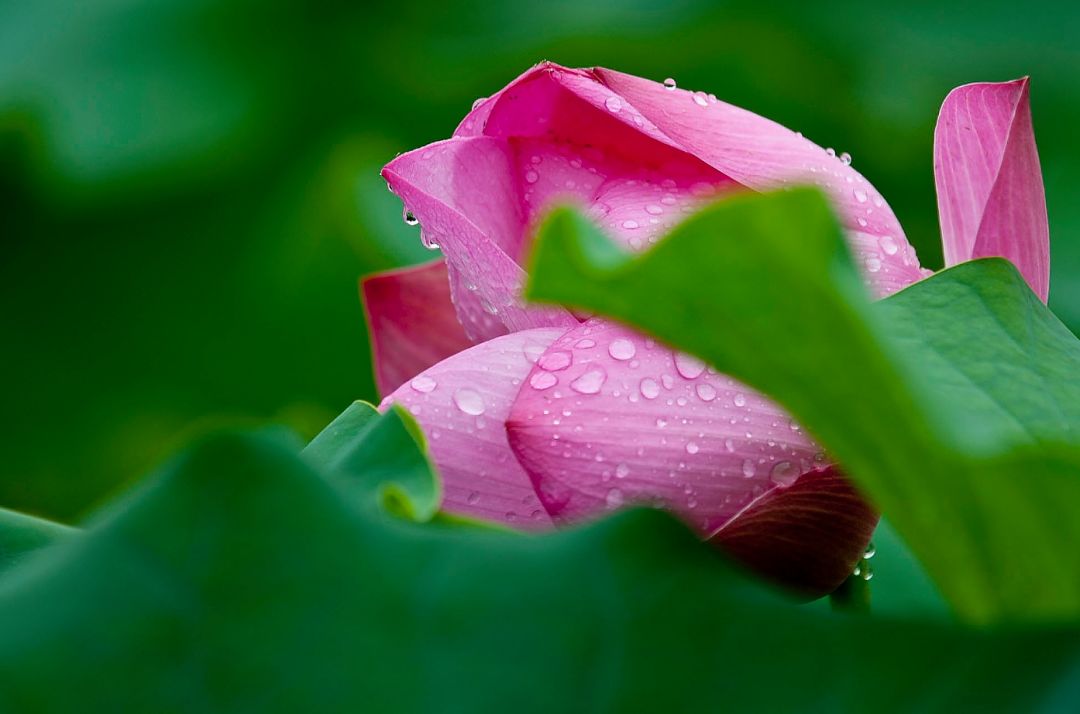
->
xmin=506 ymin=319 xmax=824 ymax=537
xmin=934 ymin=78 xmax=1049 ymax=301
xmin=361 ymin=260 xmax=475 ymax=397
xmin=450 ymin=62 xmax=925 ymax=298
xmin=382 ymin=137 xmax=578 ymax=340
xmin=382 ymin=328 xmax=569 ymax=528
xmin=708 ymin=465 xmax=878 ymax=598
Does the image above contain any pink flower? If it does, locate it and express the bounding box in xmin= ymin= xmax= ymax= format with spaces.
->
xmin=366 ymin=64 xmax=1048 ymax=596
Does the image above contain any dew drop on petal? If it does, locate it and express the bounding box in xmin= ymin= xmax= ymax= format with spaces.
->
xmin=453 ymin=388 xmax=485 ymax=415
xmin=606 ymin=488 xmax=625 ymax=509
xmin=825 ymin=147 xmax=836 ymax=157
xmin=640 ymin=378 xmax=660 ymax=399
xmin=733 ymin=392 xmax=747 ymax=407
xmin=403 ymin=210 xmax=419 ymax=226
xmin=410 ymin=375 xmax=437 ymax=393
xmin=879 ymin=235 xmax=899 ymax=256
xmin=839 ymin=151 xmax=852 ymax=166
xmin=525 ymin=169 xmax=539 ymax=184
xmin=695 ymin=383 xmax=717 ymax=402
xmin=530 ymin=372 xmax=558 ymax=390
xmin=853 ymin=188 xmax=868 ymax=203
xmin=663 ymin=77 xmax=677 ymax=90
xmin=574 ymin=338 xmax=596 ymax=349
xmin=645 ymin=204 xmax=664 ymax=215
xmin=770 ymin=460 xmax=798 ymax=486
xmin=692 ymin=91 xmax=709 ymax=107
xmin=608 ymin=338 xmax=637 ymax=361
xmin=685 ymin=441 xmax=700 ymax=455
xmin=538 ymin=350 xmax=572 ymax=372
xmin=605 ymin=96 xmax=623 ymax=113
xmin=615 ymin=463 xmax=630 ymax=479
xmin=570 ymin=367 xmax=607 ymax=394
xmin=865 ymin=256 xmax=882 ymax=273
xmin=674 ymin=352 xmax=706 ymax=379
xmin=622 ymin=219 xmax=639 ymax=230
xmin=742 ymin=459 xmax=756 ymax=478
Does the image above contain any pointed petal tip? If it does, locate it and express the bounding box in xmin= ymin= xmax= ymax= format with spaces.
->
xmin=361 ymin=260 xmax=474 ymax=397
xmin=935 ymin=75 xmax=1049 ymax=301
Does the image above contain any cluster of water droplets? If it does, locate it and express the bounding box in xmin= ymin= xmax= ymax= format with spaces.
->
xmin=852 ymin=541 xmax=876 ymax=581
xmin=515 ymin=323 xmax=825 ymax=533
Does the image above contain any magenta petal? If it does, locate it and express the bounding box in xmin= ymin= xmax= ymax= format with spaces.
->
xmin=382 ymin=328 xmax=570 ymax=529
xmin=934 ymin=78 xmax=1049 ymax=301
xmin=708 ymin=465 xmax=878 ymax=598
xmin=591 ymin=67 xmax=926 ymax=296
xmin=506 ymin=319 xmax=823 ymax=536
xmin=361 ymin=260 xmax=476 ymax=397
xmin=383 ymin=137 xmax=578 ymax=340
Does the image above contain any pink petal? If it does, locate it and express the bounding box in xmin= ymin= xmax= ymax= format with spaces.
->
xmin=456 ymin=62 xmax=926 ymax=297
xmin=381 ymin=327 xmax=569 ymax=529
xmin=360 ymin=260 xmax=475 ymax=397
xmin=382 ymin=137 xmax=578 ymax=340
xmin=505 ymin=319 xmax=824 ymax=537
xmin=708 ymin=465 xmax=878 ymax=598
xmin=934 ymin=78 xmax=1049 ymax=301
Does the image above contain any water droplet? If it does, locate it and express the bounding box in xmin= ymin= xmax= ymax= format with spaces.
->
xmin=724 ymin=438 xmax=735 ymax=453
xmin=574 ymin=338 xmax=596 ymax=349
xmin=525 ymin=169 xmax=539 ymax=184
xmin=741 ymin=459 xmax=756 ymax=478
xmin=685 ymin=441 xmax=700 ymax=455
xmin=857 ymin=217 xmax=868 ymax=227
xmin=622 ymin=219 xmax=639 ymax=230
xmin=467 ymin=491 xmax=481 ymax=505
xmin=859 ymin=562 xmax=874 ymax=581
xmin=674 ymin=352 xmax=706 ymax=379
xmin=770 ymin=460 xmax=798 ymax=486
xmin=656 ymin=417 xmax=668 ymax=429
xmin=570 ymin=367 xmax=607 ymax=394
xmin=645 ymin=204 xmax=664 ymax=216
xmin=788 ymin=419 xmax=802 ymax=432
xmin=453 ymin=388 xmax=485 ymax=415
xmin=733 ymin=393 xmax=747 ymax=407
xmin=695 ymin=383 xmax=717 ymax=402
xmin=663 ymin=77 xmax=677 ymax=90
xmin=839 ymin=151 xmax=852 ymax=165
xmin=692 ymin=91 xmax=709 ymax=107
xmin=403 ymin=210 xmax=419 ymax=226
xmin=606 ymin=488 xmax=625 ymax=509
xmin=825 ymin=147 xmax=836 ymax=157
xmin=605 ymin=95 xmax=623 ymax=113
xmin=410 ymin=375 xmax=437 ymax=393
xmin=472 ymin=96 xmax=486 ymax=110
xmin=865 ymin=256 xmax=882 ymax=273
xmin=615 ymin=463 xmax=630 ymax=479
xmin=608 ymin=338 xmax=636 ymax=360
xmin=640 ymin=378 xmax=660 ymax=399
xmin=879 ymin=235 xmax=899 ymax=256
xmin=529 ymin=371 xmax=557 ymax=390
xmin=853 ymin=188 xmax=868 ymax=203
xmin=864 ymin=542 xmax=876 ymax=559
xmin=538 ymin=350 xmax=572 ymax=371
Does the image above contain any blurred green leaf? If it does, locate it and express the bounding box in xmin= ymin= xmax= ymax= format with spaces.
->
xmin=525 ymin=190 xmax=1080 ymax=624
xmin=304 ymin=402 xmax=440 ymax=522
xmin=0 ymin=508 xmax=72 ymax=575
xmin=0 ymin=430 xmax=1079 ymax=711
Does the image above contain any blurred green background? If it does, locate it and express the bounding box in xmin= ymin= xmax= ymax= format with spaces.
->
xmin=2 ymin=0 xmax=1077 ymax=520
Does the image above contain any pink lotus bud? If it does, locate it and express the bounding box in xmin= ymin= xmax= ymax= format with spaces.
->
xmin=367 ymin=64 xmax=1048 ymax=597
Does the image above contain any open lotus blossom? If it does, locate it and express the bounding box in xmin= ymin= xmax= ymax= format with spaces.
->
xmin=365 ymin=63 xmax=1048 ymax=596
